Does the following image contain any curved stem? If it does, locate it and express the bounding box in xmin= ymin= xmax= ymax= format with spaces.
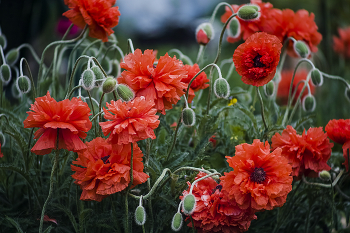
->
xmin=165 ymin=113 xmax=182 ymax=160
xmin=209 ymin=2 xmax=234 ymax=24
xmin=98 ymin=93 xmax=105 ymax=136
xmin=321 ymin=72 xmax=350 ymax=88
xmin=189 ymin=173 xmax=221 ymax=194
xmin=100 ymin=45 xmax=125 ymax=62
xmin=168 ymin=49 xmax=193 ymax=66
xmin=67 ymin=85 xmax=83 ymax=99
xmin=256 ymin=86 xmax=268 ymax=130
xmin=65 ymin=55 xmax=90 ymax=99
xmin=20 ymin=58 xmax=36 ymax=101
xmin=90 ymin=111 xmax=103 ymax=123
xmin=17 ymin=43 xmax=41 ymax=64
xmin=302 ymin=170 xmax=344 ymax=188
xmin=82 ymin=39 xmax=101 ymax=55
xmin=195 ymin=45 xmax=204 ymax=65
xmin=127 ymin=39 xmax=134 ymax=54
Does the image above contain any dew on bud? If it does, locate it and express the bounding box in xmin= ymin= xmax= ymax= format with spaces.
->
xmin=171 ymin=212 xmax=183 ymax=232
xmin=228 ymin=17 xmax=240 ymax=38
xmin=182 ymin=108 xmax=196 ymax=127
xmin=182 ymin=194 xmax=196 ymax=215
xmin=264 ymin=81 xmax=275 ymax=98
xmin=102 ymin=77 xmax=117 ymax=94
xmin=238 ymin=5 xmax=259 ymax=21
xmin=214 ymin=78 xmax=230 ymax=99
xmin=302 ymin=95 xmax=316 ymax=112
xmin=0 ymin=64 xmax=12 ymax=85
xmin=195 ymin=22 xmax=214 ymax=46
xmin=318 ymin=170 xmax=331 ymax=181
xmin=16 ymin=75 xmax=31 ymax=94
xmin=81 ymin=69 xmax=96 ymax=91
xmin=116 ymin=84 xmax=135 ymax=102
xmin=5 ymin=49 xmax=19 ymax=66
xmin=135 ymin=206 xmax=146 ymax=226
xmin=310 ymin=69 xmax=323 ymax=86
xmin=293 ymin=41 xmax=310 ymax=58
xmin=0 ymin=34 xmax=7 ymax=49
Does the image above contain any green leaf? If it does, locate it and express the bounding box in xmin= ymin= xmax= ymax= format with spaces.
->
xmin=51 ymin=203 xmax=78 ymax=233
xmin=236 ymin=105 xmax=258 ymax=132
xmin=294 ymin=114 xmax=315 ymax=130
xmin=164 ymin=152 xmax=189 ymax=169
xmin=5 ymin=216 xmax=24 ymax=233
xmin=43 ymin=226 xmax=54 ymax=233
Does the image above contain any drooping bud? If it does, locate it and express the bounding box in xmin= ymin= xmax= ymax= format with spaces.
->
xmin=264 ymin=81 xmax=275 ymax=98
xmin=0 ymin=35 xmax=7 ymax=49
xmin=116 ymin=84 xmax=135 ymax=102
xmin=214 ymin=78 xmax=230 ymax=99
xmin=182 ymin=194 xmax=196 ymax=215
xmin=16 ymin=75 xmax=31 ymax=94
xmin=171 ymin=212 xmax=183 ymax=232
xmin=293 ymin=41 xmax=310 ymax=58
xmin=228 ymin=17 xmax=240 ymax=39
xmin=135 ymin=205 xmax=146 ymax=226
xmin=102 ymin=77 xmax=117 ymax=94
xmin=5 ymin=49 xmax=19 ymax=66
xmin=91 ymin=65 xmax=105 ymax=86
xmin=310 ymin=69 xmax=323 ymax=86
xmin=182 ymin=107 xmax=196 ymax=127
xmin=318 ymin=170 xmax=331 ymax=181
xmin=195 ymin=23 xmax=214 ymax=46
xmin=302 ymin=95 xmax=316 ymax=112
xmin=81 ymin=69 xmax=96 ymax=91
xmin=0 ymin=64 xmax=11 ymax=85
xmin=237 ymin=5 xmax=260 ymax=21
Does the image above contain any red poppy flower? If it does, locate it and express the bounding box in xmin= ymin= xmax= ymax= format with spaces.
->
xmin=271 ymin=126 xmax=333 ymax=178
xmin=0 ymin=143 xmax=3 ymax=158
xmin=63 ymin=0 xmax=120 ymax=42
xmin=325 ymin=119 xmax=350 ymax=171
xmin=23 ymin=91 xmax=92 ymax=155
xmin=182 ymin=64 xmax=209 ymax=103
xmin=180 ymin=172 xmax=256 ymax=233
xmin=99 ymin=97 xmax=160 ymax=145
xmin=71 ymin=137 xmax=149 ymax=202
xmin=333 ymin=27 xmax=350 ymax=59
xmin=117 ymin=49 xmax=188 ymax=114
xmin=220 ymin=140 xmax=292 ymax=211
xmin=209 ymin=135 xmax=217 ymax=147
xmin=232 ymin=32 xmax=282 ymax=87
xmin=277 ymin=69 xmax=315 ymax=105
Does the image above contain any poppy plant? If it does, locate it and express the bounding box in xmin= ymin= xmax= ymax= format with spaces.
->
xmin=181 ymin=64 xmax=209 ymax=103
xmin=23 ymin=91 xmax=92 ymax=155
xmin=333 ymin=27 xmax=350 ymax=59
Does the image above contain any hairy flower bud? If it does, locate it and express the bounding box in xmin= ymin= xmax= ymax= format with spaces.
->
xmin=91 ymin=65 xmax=105 ymax=86
xmin=228 ymin=17 xmax=241 ymax=38
xmin=195 ymin=22 xmax=214 ymax=45
xmin=182 ymin=107 xmax=196 ymax=127
xmin=102 ymin=77 xmax=117 ymax=93
xmin=310 ymin=69 xmax=323 ymax=86
xmin=81 ymin=69 xmax=96 ymax=90
xmin=171 ymin=212 xmax=183 ymax=232
xmin=116 ymin=84 xmax=135 ymax=102
xmin=0 ymin=64 xmax=11 ymax=85
xmin=16 ymin=75 xmax=31 ymax=94
xmin=264 ymin=81 xmax=275 ymax=97
xmin=294 ymin=41 xmax=310 ymax=58
xmin=238 ymin=5 xmax=260 ymax=21
xmin=302 ymin=95 xmax=316 ymax=112
xmin=135 ymin=205 xmax=146 ymax=226
xmin=318 ymin=170 xmax=331 ymax=181
xmin=0 ymin=35 xmax=7 ymax=49
xmin=182 ymin=194 xmax=196 ymax=215
xmin=5 ymin=49 xmax=19 ymax=66
xmin=214 ymin=78 xmax=230 ymax=99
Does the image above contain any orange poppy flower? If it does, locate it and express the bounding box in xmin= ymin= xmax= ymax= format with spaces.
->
xmin=220 ymin=139 xmax=293 ymax=211
xmin=63 ymin=0 xmax=120 ymax=42
xmin=180 ymin=172 xmax=256 ymax=233
xmin=99 ymin=97 xmax=160 ymax=145
xmin=117 ymin=49 xmax=187 ymax=114
xmin=182 ymin=64 xmax=209 ymax=103
xmin=271 ymin=126 xmax=333 ymax=178
xmin=333 ymin=27 xmax=350 ymax=58
xmin=0 ymin=143 xmax=3 ymax=158
xmin=232 ymin=32 xmax=282 ymax=87
xmin=23 ymin=91 xmax=92 ymax=155
xmin=71 ymin=137 xmax=149 ymax=202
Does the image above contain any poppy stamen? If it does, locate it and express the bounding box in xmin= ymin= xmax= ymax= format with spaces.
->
xmin=250 ymin=167 xmax=266 ymax=183
xmin=253 ymin=54 xmax=265 ymax=68
xmin=101 ymin=155 xmax=110 ymax=164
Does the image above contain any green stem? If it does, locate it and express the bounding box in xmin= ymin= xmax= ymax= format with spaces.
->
xmin=82 ymin=39 xmax=101 ymax=55
xmin=90 ymin=111 xmax=103 ymax=123
xmin=166 ymin=113 xmax=182 ymax=160
xmin=67 ymin=85 xmax=83 ymax=99
xmin=195 ymin=45 xmax=204 ymax=65
xmin=321 ymin=72 xmax=350 ymax=88
xmin=209 ymin=2 xmax=234 ymax=24
xmin=302 ymin=170 xmax=344 ymax=188
xmin=190 ymin=215 xmax=196 ymax=233
xmin=127 ymin=39 xmax=135 ymax=54
xmin=168 ymin=49 xmax=193 ymax=65
xmin=256 ymin=86 xmax=268 ymax=130
xmin=87 ymin=91 xmax=96 ymax=136
xmin=17 ymin=43 xmax=41 ymax=64
xmin=20 ymin=58 xmax=36 ymax=101
xmin=330 ymin=175 xmax=335 ymax=230
xmin=65 ymin=55 xmax=90 ymax=99
xmin=98 ymin=93 xmax=105 ymax=137
xmin=125 ymin=143 xmax=134 ymax=233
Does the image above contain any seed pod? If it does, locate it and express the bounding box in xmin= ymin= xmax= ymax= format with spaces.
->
xmin=16 ymin=75 xmax=31 ymax=94
xmin=318 ymin=170 xmax=331 ymax=181
xmin=102 ymin=77 xmax=117 ymax=93
xmin=182 ymin=194 xmax=196 ymax=215
xmin=116 ymin=84 xmax=135 ymax=102
xmin=238 ymin=5 xmax=259 ymax=21
xmin=135 ymin=206 xmax=146 ymax=226
xmin=310 ymin=69 xmax=323 ymax=86
xmin=228 ymin=17 xmax=240 ymax=38
xmin=302 ymin=95 xmax=316 ymax=112
xmin=81 ymin=69 xmax=96 ymax=91
xmin=195 ymin=22 xmax=214 ymax=46
xmin=182 ymin=107 xmax=196 ymax=127
xmin=294 ymin=41 xmax=310 ymax=58
xmin=214 ymin=78 xmax=230 ymax=99
xmin=171 ymin=212 xmax=183 ymax=232
xmin=0 ymin=34 xmax=7 ymax=49
xmin=91 ymin=65 xmax=105 ymax=86
xmin=264 ymin=81 xmax=275 ymax=97
xmin=5 ymin=49 xmax=19 ymax=66
xmin=0 ymin=64 xmax=11 ymax=85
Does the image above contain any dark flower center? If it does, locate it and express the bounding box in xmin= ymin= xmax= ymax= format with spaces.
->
xmin=101 ymin=155 xmax=110 ymax=164
xmin=250 ymin=167 xmax=266 ymax=183
xmin=212 ymin=184 xmax=222 ymax=194
xmin=253 ymin=54 xmax=265 ymax=68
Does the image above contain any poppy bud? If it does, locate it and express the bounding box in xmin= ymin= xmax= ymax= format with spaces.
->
xmin=264 ymin=81 xmax=275 ymax=97
xmin=0 ymin=35 xmax=7 ymax=49
xmin=116 ymin=84 xmax=135 ymax=102
xmin=0 ymin=131 xmax=5 ymax=147
xmin=91 ymin=65 xmax=105 ymax=86
xmin=310 ymin=69 xmax=323 ymax=86
xmin=293 ymin=41 xmax=310 ymax=58
xmin=302 ymin=95 xmax=316 ymax=112
xmin=81 ymin=69 xmax=96 ymax=91
xmin=0 ymin=64 xmax=11 ymax=85
xmin=5 ymin=49 xmax=19 ymax=66
xmin=195 ymin=23 xmax=214 ymax=46
xmin=214 ymin=78 xmax=230 ymax=99
xmin=16 ymin=75 xmax=31 ymax=94
xmin=111 ymin=60 xmax=121 ymax=77
xmin=345 ymin=88 xmax=350 ymax=102
xmin=182 ymin=194 xmax=196 ymax=215
xmin=238 ymin=5 xmax=259 ymax=21
xmin=228 ymin=17 xmax=240 ymax=39
xmin=135 ymin=205 xmax=146 ymax=226
xmin=171 ymin=212 xmax=183 ymax=232
xmin=182 ymin=107 xmax=196 ymax=127
xmin=318 ymin=170 xmax=331 ymax=181
xmin=102 ymin=77 xmax=117 ymax=94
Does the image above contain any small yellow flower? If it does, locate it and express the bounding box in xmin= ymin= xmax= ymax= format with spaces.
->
xmin=228 ymin=98 xmax=237 ymax=106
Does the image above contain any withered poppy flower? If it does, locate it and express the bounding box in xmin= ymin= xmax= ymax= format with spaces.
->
xmin=23 ymin=91 xmax=92 ymax=155
xmin=182 ymin=64 xmax=209 ymax=103
xmin=333 ymin=27 xmax=350 ymax=59
xmin=71 ymin=137 xmax=149 ymax=202
xmin=220 ymin=139 xmax=293 ymax=211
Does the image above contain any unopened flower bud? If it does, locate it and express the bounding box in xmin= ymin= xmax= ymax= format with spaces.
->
xmin=135 ymin=205 xmax=146 ymax=226
xmin=310 ymin=69 xmax=323 ymax=86
xmin=214 ymin=78 xmax=230 ymax=99
xmin=302 ymin=95 xmax=316 ymax=112
xmin=0 ymin=35 xmax=7 ymax=49
xmin=102 ymin=77 xmax=117 ymax=93
xmin=182 ymin=107 xmax=196 ymax=127
xmin=5 ymin=49 xmax=19 ymax=66
xmin=228 ymin=17 xmax=240 ymax=38
xmin=0 ymin=64 xmax=11 ymax=85
xmin=195 ymin=23 xmax=214 ymax=46
xmin=171 ymin=212 xmax=183 ymax=232
xmin=0 ymin=131 xmax=5 ymax=147
xmin=264 ymin=81 xmax=275 ymax=97
xmin=238 ymin=5 xmax=260 ymax=21
xmin=294 ymin=41 xmax=310 ymax=58
xmin=81 ymin=69 xmax=95 ymax=91
xmin=91 ymin=65 xmax=105 ymax=86
xmin=116 ymin=84 xmax=135 ymax=102
xmin=16 ymin=75 xmax=31 ymax=94
xmin=182 ymin=194 xmax=196 ymax=215
xmin=318 ymin=170 xmax=331 ymax=181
